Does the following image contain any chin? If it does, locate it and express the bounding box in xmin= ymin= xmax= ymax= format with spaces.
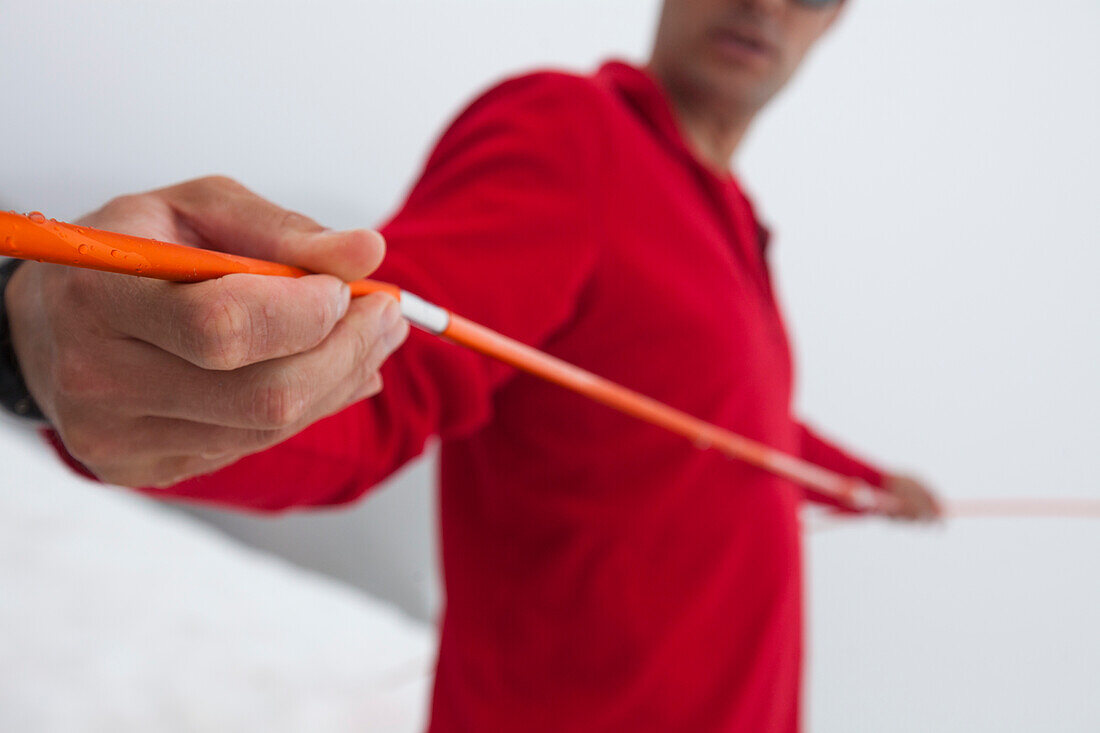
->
xmin=691 ymin=59 xmax=779 ymax=115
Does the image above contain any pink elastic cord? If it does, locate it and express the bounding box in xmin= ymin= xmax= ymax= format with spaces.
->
xmin=805 ymin=498 xmax=1100 ymax=533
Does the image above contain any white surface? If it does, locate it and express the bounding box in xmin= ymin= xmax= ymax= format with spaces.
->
xmin=805 ymin=513 xmax=1100 ymax=731
xmin=1 ymin=2 xmax=1098 ymax=731
xmin=0 ymin=420 xmax=434 ymax=733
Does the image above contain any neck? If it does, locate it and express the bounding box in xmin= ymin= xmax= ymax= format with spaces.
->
xmin=647 ymin=64 xmax=752 ymax=173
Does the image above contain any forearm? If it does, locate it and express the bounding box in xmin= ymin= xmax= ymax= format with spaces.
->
xmin=798 ymin=422 xmax=885 ymax=486
xmin=798 ymin=422 xmax=887 ymax=511
xmin=40 ymin=408 xmax=366 ymax=512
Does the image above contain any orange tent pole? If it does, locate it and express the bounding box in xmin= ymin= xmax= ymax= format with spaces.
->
xmin=1 ymin=210 xmax=895 ymax=513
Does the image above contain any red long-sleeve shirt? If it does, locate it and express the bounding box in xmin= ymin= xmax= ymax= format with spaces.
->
xmin=48 ymin=61 xmax=886 ymax=731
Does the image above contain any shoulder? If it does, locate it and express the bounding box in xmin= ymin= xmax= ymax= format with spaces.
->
xmin=395 ymin=68 xmax=616 ymax=222
xmin=461 ymin=69 xmax=609 ymax=120
xmin=430 ymin=69 xmax=613 ymax=161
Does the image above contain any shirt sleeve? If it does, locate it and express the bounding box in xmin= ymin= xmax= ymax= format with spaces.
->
xmin=797 ymin=421 xmax=889 ymax=511
xmin=41 ymin=73 xmax=607 ymax=512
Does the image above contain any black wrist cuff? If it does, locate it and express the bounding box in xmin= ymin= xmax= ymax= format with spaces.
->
xmin=0 ymin=258 xmax=46 ymax=421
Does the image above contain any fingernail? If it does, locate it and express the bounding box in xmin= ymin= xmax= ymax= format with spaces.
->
xmin=335 ymin=283 xmax=351 ymax=318
xmin=381 ymin=299 xmax=401 ymax=328
xmin=315 ymin=227 xmax=381 ymax=248
xmin=383 ymin=317 xmax=409 ymax=351
xmin=313 ymin=227 xmax=347 ymax=241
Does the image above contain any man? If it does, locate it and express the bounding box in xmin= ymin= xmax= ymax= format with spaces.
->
xmin=6 ymin=0 xmax=940 ymax=730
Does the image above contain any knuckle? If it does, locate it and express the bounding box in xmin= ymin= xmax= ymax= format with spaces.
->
xmin=189 ymin=288 xmax=257 ymax=370
xmin=94 ymin=193 xmax=167 ymax=230
xmin=54 ymin=346 xmax=112 ymax=403
xmin=194 ymin=174 xmax=245 ymax=196
xmin=250 ymin=369 xmax=310 ymax=428
xmin=172 ymin=175 xmax=247 ymax=211
xmin=91 ymin=465 xmax=132 ymax=487
xmin=247 ymin=426 xmax=294 ymax=452
xmin=95 ymin=469 xmax=126 ymax=486
xmin=58 ymin=427 xmax=94 ymax=465
xmin=277 ymin=209 xmax=318 ymax=233
xmin=52 ymin=352 xmax=84 ymax=399
xmin=147 ymin=472 xmax=188 ymax=490
xmin=144 ymin=469 xmax=184 ymax=490
xmin=198 ymin=174 xmax=239 ymax=189
xmin=99 ymin=193 xmax=148 ymax=218
xmin=358 ymin=373 xmax=383 ymax=400
xmin=61 ymin=423 xmax=118 ymax=468
xmin=209 ymin=427 xmax=283 ymax=456
xmin=59 ymin=267 xmax=96 ymax=309
xmin=146 ymin=456 xmax=213 ymax=489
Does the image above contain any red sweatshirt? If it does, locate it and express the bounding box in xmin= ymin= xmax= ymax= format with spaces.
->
xmin=48 ymin=61 xmax=886 ymax=731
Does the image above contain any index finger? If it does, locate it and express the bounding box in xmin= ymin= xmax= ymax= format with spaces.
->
xmin=85 ymin=267 xmax=352 ymax=370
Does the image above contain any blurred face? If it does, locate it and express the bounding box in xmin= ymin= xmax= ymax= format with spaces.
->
xmin=651 ymin=0 xmax=845 ymax=116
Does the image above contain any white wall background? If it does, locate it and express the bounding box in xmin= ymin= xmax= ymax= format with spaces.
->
xmin=2 ymin=1 xmax=1097 ymax=731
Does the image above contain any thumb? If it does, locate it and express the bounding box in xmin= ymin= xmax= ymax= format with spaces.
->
xmin=155 ymin=175 xmax=385 ymax=281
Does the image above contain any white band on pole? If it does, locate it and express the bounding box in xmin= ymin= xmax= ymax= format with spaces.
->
xmin=400 ymin=291 xmax=451 ymax=334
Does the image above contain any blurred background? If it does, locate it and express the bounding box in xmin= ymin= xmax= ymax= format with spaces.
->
xmin=1 ymin=1 xmax=1098 ymax=731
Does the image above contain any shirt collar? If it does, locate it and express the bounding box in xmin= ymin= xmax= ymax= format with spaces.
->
xmin=595 ymin=60 xmax=735 ymax=183
xmin=594 ymin=60 xmax=773 ymax=253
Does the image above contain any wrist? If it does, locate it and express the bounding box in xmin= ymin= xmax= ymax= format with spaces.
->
xmin=0 ymin=259 xmax=46 ymax=421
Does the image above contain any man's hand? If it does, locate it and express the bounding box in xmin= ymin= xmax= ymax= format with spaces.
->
xmin=5 ymin=175 xmax=409 ymax=488
xmin=881 ymin=473 xmax=943 ymax=522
